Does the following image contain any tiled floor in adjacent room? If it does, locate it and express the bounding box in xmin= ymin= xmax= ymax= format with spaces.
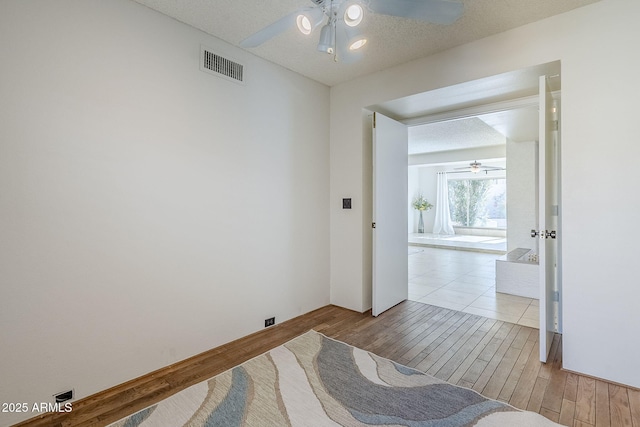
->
xmin=408 ymin=245 xmax=539 ymax=328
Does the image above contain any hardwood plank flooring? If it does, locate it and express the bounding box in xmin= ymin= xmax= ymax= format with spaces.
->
xmin=13 ymin=301 xmax=640 ymax=427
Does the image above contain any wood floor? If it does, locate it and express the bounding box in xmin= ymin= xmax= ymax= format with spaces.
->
xmin=16 ymin=301 xmax=640 ymax=427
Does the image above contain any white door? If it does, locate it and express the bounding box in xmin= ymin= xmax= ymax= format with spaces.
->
xmin=538 ymin=76 xmax=559 ymax=362
xmin=372 ymin=112 xmax=408 ymax=317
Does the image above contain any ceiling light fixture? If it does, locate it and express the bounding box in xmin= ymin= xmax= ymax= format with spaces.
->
xmin=338 ymin=23 xmax=367 ymax=51
xmin=296 ymin=15 xmax=312 ymax=34
xmin=295 ymin=7 xmax=325 ymax=36
xmin=317 ymin=0 xmax=338 ymax=55
xmin=344 ymin=4 xmax=364 ymax=27
xmin=317 ymin=22 xmax=336 ymax=54
xmin=337 ymin=20 xmax=366 ymax=62
xmin=349 ymin=37 xmax=367 ymax=50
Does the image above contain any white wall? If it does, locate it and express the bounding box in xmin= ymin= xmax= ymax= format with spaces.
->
xmin=0 ymin=1 xmax=330 ymax=425
xmin=329 ymin=0 xmax=640 ymax=388
xmin=507 ymin=140 xmax=538 ymax=252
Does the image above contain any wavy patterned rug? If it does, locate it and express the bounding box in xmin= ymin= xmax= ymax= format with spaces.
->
xmin=109 ymin=330 xmax=560 ymax=426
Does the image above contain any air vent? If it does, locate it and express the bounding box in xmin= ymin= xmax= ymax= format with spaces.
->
xmin=200 ymin=46 xmax=245 ymax=85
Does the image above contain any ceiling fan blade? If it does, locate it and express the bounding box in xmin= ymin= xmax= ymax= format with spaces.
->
xmin=240 ymin=8 xmax=319 ymax=48
xmin=366 ymin=0 xmax=463 ymax=25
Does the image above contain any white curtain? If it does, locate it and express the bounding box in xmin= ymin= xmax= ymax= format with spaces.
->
xmin=433 ymin=172 xmax=455 ymax=235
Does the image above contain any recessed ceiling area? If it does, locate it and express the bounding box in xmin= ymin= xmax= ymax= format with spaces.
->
xmin=408 ymin=106 xmax=539 ymax=155
xmin=371 ymin=62 xmax=560 ymax=157
xmin=479 ymin=107 xmax=539 ymax=143
xmin=408 ymin=117 xmax=505 ymax=155
xmin=375 ymin=62 xmax=560 ymax=120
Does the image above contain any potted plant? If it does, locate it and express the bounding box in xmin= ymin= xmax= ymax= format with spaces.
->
xmin=412 ymin=194 xmax=433 ymax=233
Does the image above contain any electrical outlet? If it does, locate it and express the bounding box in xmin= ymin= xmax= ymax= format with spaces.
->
xmin=265 ymin=317 xmax=275 ymax=328
xmin=54 ymin=389 xmax=73 ymax=403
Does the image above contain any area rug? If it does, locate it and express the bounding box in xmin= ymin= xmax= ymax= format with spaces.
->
xmin=109 ymin=330 xmax=560 ymax=426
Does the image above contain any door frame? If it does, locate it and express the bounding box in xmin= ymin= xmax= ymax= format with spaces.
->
xmin=367 ymin=68 xmax=563 ymax=351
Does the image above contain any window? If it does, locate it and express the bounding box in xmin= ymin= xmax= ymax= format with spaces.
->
xmin=448 ymin=178 xmax=506 ymax=229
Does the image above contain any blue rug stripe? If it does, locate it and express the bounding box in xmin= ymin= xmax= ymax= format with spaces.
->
xmin=350 ymin=399 xmax=510 ymax=426
xmin=204 ymin=367 xmax=249 ymax=427
xmin=316 ymin=336 xmax=503 ymax=421
xmin=122 ymin=406 xmax=156 ymax=427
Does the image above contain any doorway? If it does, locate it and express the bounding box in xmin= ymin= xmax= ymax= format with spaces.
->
xmin=404 ymin=113 xmax=535 ymax=327
xmin=370 ymin=62 xmax=562 ymax=361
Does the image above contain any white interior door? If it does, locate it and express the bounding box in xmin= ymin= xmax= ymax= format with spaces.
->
xmin=372 ymin=112 xmax=408 ymax=317
xmin=538 ymin=76 xmax=559 ymax=362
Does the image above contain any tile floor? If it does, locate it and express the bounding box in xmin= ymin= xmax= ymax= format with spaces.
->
xmin=408 ymin=245 xmax=539 ymax=328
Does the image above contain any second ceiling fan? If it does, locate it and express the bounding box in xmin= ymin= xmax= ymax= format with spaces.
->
xmin=454 ymin=161 xmax=505 ymax=174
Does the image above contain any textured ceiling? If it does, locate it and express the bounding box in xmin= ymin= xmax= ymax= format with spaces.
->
xmin=408 ymin=117 xmax=505 ymax=155
xmin=132 ymin=0 xmax=600 ymax=86
xmin=407 ymin=106 xmax=539 ymax=155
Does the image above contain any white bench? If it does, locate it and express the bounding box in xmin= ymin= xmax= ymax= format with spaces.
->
xmin=495 ymin=248 xmax=539 ymax=299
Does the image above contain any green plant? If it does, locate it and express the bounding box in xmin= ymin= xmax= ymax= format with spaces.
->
xmin=412 ymin=194 xmax=433 ymax=211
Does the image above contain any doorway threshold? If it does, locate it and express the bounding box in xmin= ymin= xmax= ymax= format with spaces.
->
xmin=408 ymin=233 xmax=507 ymax=254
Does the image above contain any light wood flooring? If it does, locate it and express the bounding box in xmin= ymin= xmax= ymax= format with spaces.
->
xmin=16 ymin=302 xmax=640 ymax=427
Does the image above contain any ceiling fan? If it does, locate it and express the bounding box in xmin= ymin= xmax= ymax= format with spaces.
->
xmin=239 ymin=0 xmax=463 ymax=62
xmin=454 ymin=161 xmax=505 ymax=174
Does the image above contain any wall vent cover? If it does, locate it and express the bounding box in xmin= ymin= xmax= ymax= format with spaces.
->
xmin=200 ymin=46 xmax=245 ymax=85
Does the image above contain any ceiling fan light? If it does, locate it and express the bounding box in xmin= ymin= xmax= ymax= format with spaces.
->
xmin=349 ymin=37 xmax=367 ymax=50
xmin=317 ymin=23 xmax=335 ymax=54
xmin=296 ymin=15 xmax=312 ymax=35
xmin=344 ymin=4 xmax=364 ymax=27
